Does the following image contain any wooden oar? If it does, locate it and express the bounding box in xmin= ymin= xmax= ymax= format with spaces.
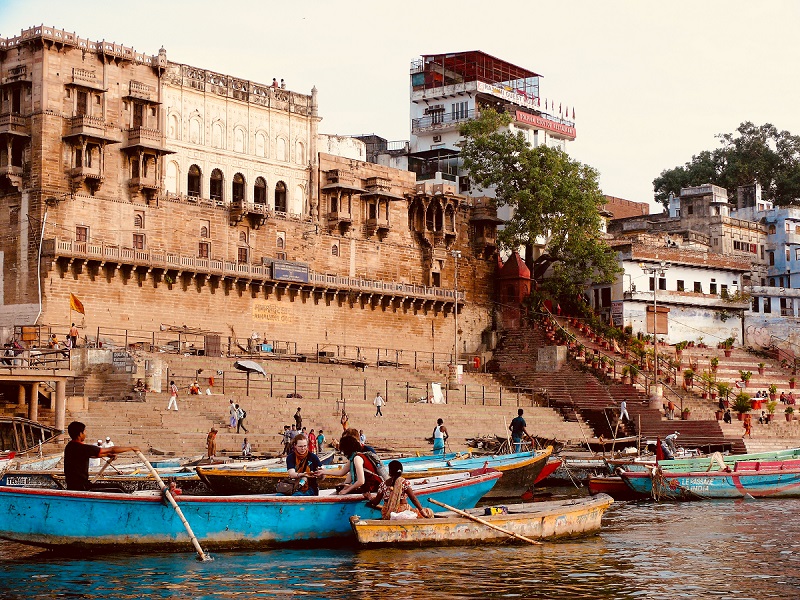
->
xmin=91 ymin=456 xmax=116 ymax=483
xmin=428 ymin=498 xmax=542 ymax=545
xmin=134 ymin=450 xmax=210 ymax=561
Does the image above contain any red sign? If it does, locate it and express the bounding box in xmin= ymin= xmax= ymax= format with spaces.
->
xmin=515 ymin=111 xmax=576 ymax=140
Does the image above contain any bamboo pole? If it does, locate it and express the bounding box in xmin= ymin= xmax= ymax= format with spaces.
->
xmin=134 ymin=450 xmax=209 ymax=561
xmin=428 ymin=498 xmax=541 ymax=545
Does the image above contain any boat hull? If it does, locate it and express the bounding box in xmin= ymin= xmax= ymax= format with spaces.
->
xmin=349 ymin=494 xmax=614 ymax=546
xmin=587 ymin=475 xmax=648 ymax=501
xmin=0 ymin=470 xmax=501 ymax=550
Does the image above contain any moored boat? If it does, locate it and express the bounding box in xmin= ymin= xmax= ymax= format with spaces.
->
xmin=349 ymin=493 xmax=614 ymax=546
xmin=587 ymin=475 xmax=648 ymax=501
xmin=0 ymin=469 xmax=502 ymax=550
xmin=620 ymin=458 xmax=800 ymax=500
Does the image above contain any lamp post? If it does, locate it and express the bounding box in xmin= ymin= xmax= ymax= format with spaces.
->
xmin=639 ymin=261 xmax=669 ymax=398
xmin=450 ymin=250 xmax=462 ymax=390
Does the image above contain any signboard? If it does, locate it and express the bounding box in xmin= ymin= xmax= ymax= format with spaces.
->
xmin=514 ymin=111 xmax=577 ymax=139
xmin=611 ymin=301 xmax=624 ymax=327
xmin=253 ymin=302 xmax=295 ymax=324
xmin=271 ymin=259 xmax=309 ymax=283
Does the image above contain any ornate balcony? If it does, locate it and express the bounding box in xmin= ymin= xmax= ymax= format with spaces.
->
xmin=123 ymin=127 xmax=172 ymax=154
xmin=0 ymin=113 xmax=30 ymax=137
xmin=63 ymin=115 xmax=120 ymax=143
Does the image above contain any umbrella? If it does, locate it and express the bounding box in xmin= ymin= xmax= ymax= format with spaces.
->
xmin=234 ymin=360 xmax=266 ymax=395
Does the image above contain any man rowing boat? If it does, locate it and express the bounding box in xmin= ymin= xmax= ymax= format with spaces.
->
xmin=64 ymin=421 xmax=138 ymax=491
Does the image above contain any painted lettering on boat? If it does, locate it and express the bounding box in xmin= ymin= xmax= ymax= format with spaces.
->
xmin=5 ymin=477 xmax=30 ymax=486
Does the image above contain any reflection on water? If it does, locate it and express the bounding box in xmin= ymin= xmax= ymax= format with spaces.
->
xmin=2 ymin=498 xmax=800 ymax=599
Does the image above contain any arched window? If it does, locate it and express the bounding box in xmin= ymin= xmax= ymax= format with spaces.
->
xmin=445 ymin=205 xmax=456 ymax=232
xmin=234 ymin=127 xmax=245 ymax=153
xmin=255 ymin=131 xmax=267 ymax=157
xmin=212 ymin=122 xmax=224 ymax=149
xmin=134 ymin=214 xmax=144 ymax=228
xmin=232 ymin=172 xmax=245 ymax=203
xmin=769 ymin=224 xmax=777 ymax=234
xmin=275 ymin=181 xmax=287 ymax=212
xmin=277 ymin=237 xmax=285 ymax=249
xmin=165 ymin=160 xmax=179 ymax=194
xmin=295 ymin=184 xmax=305 ymax=214
xmin=254 ymin=177 xmax=267 ymax=205
xmin=189 ymin=117 xmax=202 ymax=144
xmin=426 ymin=201 xmax=443 ymax=231
xmin=239 ymin=231 xmax=248 ymax=243
xmin=200 ymin=226 xmax=209 ymax=238
xmin=332 ymin=244 xmax=339 ymax=257
xmin=276 ymin=137 xmax=287 ymax=162
xmin=188 ymin=164 xmax=201 ymax=197
xmin=296 ymin=140 xmax=305 ymax=164
xmin=168 ymin=113 xmax=180 ymax=140
xmin=210 ymin=169 xmax=224 ymax=202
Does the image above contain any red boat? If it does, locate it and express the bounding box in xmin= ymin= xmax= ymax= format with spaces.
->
xmin=535 ymin=457 xmax=562 ymax=484
xmin=588 ymin=475 xmax=648 ymax=501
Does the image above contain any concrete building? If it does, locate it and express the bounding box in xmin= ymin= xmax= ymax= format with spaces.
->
xmin=0 ymin=25 xmax=501 ymax=359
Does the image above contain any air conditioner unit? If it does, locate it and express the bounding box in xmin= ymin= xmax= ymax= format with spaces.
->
xmin=432 ymin=135 xmax=442 ymax=143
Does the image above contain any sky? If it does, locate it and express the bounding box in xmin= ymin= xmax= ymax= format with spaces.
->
xmin=4 ymin=0 xmax=800 ymax=211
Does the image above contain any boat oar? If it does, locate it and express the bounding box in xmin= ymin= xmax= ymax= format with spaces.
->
xmin=428 ymin=498 xmax=542 ymax=545
xmin=91 ymin=456 xmax=116 ymax=483
xmin=134 ymin=450 xmax=210 ymax=561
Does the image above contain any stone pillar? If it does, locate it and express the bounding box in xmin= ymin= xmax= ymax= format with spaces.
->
xmin=17 ymin=384 xmax=26 ymax=411
xmin=649 ymin=383 xmax=664 ymax=409
xmin=28 ymin=382 xmax=39 ymax=422
xmin=55 ymin=380 xmax=67 ymax=432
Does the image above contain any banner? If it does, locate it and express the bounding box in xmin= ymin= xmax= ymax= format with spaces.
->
xmin=70 ymin=293 xmax=85 ymax=315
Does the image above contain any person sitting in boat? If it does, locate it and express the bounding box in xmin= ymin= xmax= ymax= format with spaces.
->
xmin=285 ymin=434 xmax=325 ymax=496
xmin=365 ymin=460 xmax=434 ymax=520
xmin=64 ymin=421 xmax=138 ymax=491
xmin=330 ymin=434 xmax=386 ymax=495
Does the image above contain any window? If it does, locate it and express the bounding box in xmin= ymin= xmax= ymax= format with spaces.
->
xmin=76 ymin=226 xmax=88 ymax=242
xmin=768 ymin=251 xmax=775 ymax=266
xmin=752 ymin=297 xmax=759 ymax=312
xmin=769 ymin=224 xmax=776 ymax=234
xmin=721 ymin=284 xmax=728 ymax=296
xmin=648 ymin=277 xmax=654 ymax=291
xmin=239 ymin=231 xmax=248 ymax=244
xmin=198 ymin=242 xmax=210 ymax=258
xmin=133 ymin=233 xmax=145 ymax=250
xmin=709 ymin=283 xmax=717 ymax=295
xmin=188 ymin=164 xmax=201 ymax=197
xmin=237 ymin=247 xmax=248 ymax=263
xmin=676 ymin=280 xmax=684 ymax=292
xmin=658 ymin=277 xmax=666 ymax=291
xmin=451 ymin=101 xmax=468 ymax=120
xmin=795 ymin=248 xmax=800 ymax=261
xmin=75 ymin=148 xmax=83 ymax=168
xmin=275 ymin=181 xmax=287 ymax=212
xmin=600 ymin=287 xmax=611 ymax=308
xmin=133 ymin=103 xmax=143 ymax=128
xmin=200 ymin=224 xmax=209 ymax=238
xmin=770 ymin=278 xmax=776 ymax=287
xmin=232 ymin=173 xmax=245 ymax=203
xmin=134 ymin=213 xmax=144 ymax=228
xmin=761 ymin=245 xmax=765 ymax=260
xmin=254 ymin=177 xmax=267 ymax=205
xmin=276 ymin=251 xmax=287 ymax=260
xmin=77 ymin=90 xmax=88 ymax=116
xmin=687 ymin=204 xmax=693 ymax=215
xmin=331 ymin=244 xmax=339 ymax=257
xmin=276 ymin=237 xmax=285 ymax=249
xmin=694 ymin=282 xmax=702 ymax=293
xmin=788 ymin=249 xmax=792 ymax=261
xmin=764 ymin=297 xmax=772 ymax=313
xmin=210 ymin=169 xmax=224 ymax=202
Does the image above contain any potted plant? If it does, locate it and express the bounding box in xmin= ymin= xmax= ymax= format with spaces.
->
xmin=786 ymin=406 xmax=795 ymax=422
xmin=621 ymin=365 xmax=631 ymax=385
xmin=768 ymin=383 xmax=778 ymax=401
xmin=629 ymin=364 xmax=640 ymax=383
xmin=790 ymin=377 xmax=797 ymax=390
xmin=675 ymin=340 xmax=689 ymax=359
xmin=733 ymin=392 xmax=752 ymax=420
xmin=683 ymin=368 xmax=695 ymax=388
xmin=758 ymin=362 xmax=766 ymax=376
xmin=739 ymin=370 xmax=752 ymax=388
xmin=710 ymin=356 xmax=719 ymax=373
xmin=717 ymin=382 xmax=733 ymax=408
xmin=767 ymin=400 xmax=778 ymax=423
xmin=699 ymin=372 xmax=715 ymax=399
xmin=681 ymin=407 xmax=691 ymax=420
xmin=722 ymin=337 xmax=735 ymax=357
xmin=698 ymin=336 xmax=707 ymax=349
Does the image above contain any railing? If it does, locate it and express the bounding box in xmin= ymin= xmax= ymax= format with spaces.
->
xmin=166 ymin=366 xmax=537 ymax=407
xmin=1 ymin=347 xmax=71 ymax=371
xmin=411 ymin=109 xmax=476 ymax=132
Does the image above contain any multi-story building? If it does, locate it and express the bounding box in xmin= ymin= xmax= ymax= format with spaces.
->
xmin=0 ymin=25 xmax=501 ymax=356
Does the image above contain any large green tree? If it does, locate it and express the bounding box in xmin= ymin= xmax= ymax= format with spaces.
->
xmin=653 ymin=122 xmax=800 ymax=208
xmin=459 ymin=109 xmax=620 ymax=298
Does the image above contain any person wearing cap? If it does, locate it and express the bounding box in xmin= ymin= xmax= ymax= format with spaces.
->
xmin=207 ymin=427 xmax=218 ymax=460
xmin=64 ymin=421 xmax=138 ymax=491
xmin=665 ymin=431 xmax=679 ymax=454
xmin=90 ymin=440 xmax=103 ymax=468
xmin=102 ymin=436 xmax=114 ymax=449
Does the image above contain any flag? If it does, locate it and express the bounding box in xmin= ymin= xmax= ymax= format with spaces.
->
xmin=70 ymin=293 xmax=85 ymax=315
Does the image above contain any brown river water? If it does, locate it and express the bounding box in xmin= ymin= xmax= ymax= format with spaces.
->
xmin=0 ymin=491 xmax=798 ymax=599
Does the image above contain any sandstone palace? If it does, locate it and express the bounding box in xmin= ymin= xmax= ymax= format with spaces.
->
xmin=0 ymin=26 xmax=503 ymax=357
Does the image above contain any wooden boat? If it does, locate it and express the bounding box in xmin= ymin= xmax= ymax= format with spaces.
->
xmin=534 ymin=457 xmax=562 ymax=484
xmin=199 ymin=447 xmax=551 ymax=497
xmin=0 ymin=417 xmax=61 ymax=453
xmin=584 ymin=435 xmax=639 ymax=453
xmin=587 ymin=475 xmax=648 ymax=501
xmin=620 ymin=458 xmax=800 ymax=500
xmin=349 ymin=493 xmax=614 ymax=546
xmin=0 ymin=469 xmax=502 ymax=551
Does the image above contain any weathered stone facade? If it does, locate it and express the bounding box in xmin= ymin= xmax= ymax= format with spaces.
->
xmin=0 ymin=25 xmax=498 ymax=355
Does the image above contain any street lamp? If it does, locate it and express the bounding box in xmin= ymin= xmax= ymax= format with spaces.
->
xmin=450 ymin=250 xmax=462 ymax=390
xmin=639 ymin=261 xmax=669 ymax=393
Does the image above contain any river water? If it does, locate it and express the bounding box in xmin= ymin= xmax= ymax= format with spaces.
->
xmin=0 ymin=492 xmax=799 ymax=599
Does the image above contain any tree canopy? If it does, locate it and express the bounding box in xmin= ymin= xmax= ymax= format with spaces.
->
xmin=653 ymin=122 xmax=800 ymax=209
xmin=459 ymin=109 xmax=620 ymax=298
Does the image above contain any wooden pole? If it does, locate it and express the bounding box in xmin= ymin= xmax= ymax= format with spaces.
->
xmin=428 ymin=498 xmax=541 ymax=545
xmin=134 ymin=450 xmax=209 ymax=561
xmin=91 ymin=456 xmax=116 ymax=483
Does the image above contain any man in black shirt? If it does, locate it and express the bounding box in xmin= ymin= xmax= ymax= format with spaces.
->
xmin=64 ymin=421 xmax=138 ymax=491
xmin=509 ymin=409 xmax=532 ymax=453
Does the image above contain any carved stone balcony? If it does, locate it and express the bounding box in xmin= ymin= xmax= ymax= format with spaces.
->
xmin=63 ymin=115 xmax=120 ymax=144
xmin=0 ymin=113 xmax=30 ymax=138
xmin=123 ymin=127 xmax=172 ymax=154
xmin=129 ymin=174 xmax=159 ymax=192
xmin=230 ymin=199 xmax=268 ymax=229
xmin=367 ymin=216 xmax=390 ymax=233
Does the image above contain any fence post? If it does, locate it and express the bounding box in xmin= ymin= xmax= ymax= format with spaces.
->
xmin=269 ymin=373 xmax=273 ymax=397
xmin=499 ymin=386 xmax=502 ymax=406
xmin=464 ymin=384 xmax=467 ymax=406
xmin=377 ymin=348 xmax=380 ymax=367
xmin=294 ymin=375 xmax=297 ymax=396
xmin=385 ymin=379 xmax=388 ymax=402
xmin=318 ymin=376 xmax=321 ymax=399
xmin=96 ymin=326 xmax=100 ymax=347
xmin=340 ymin=378 xmax=344 ymax=404
xmin=363 ymin=379 xmax=367 ymax=402
xmin=124 ymin=329 xmax=128 ymax=350
xmin=406 ymin=382 xmax=410 ymax=404
xmin=482 ymin=385 xmax=485 ymax=406
xmin=317 ymin=343 xmax=319 ymax=364
xmin=414 ymin=351 xmax=417 ymax=371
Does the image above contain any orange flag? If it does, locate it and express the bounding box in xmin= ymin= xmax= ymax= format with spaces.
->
xmin=69 ymin=293 xmax=85 ymax=315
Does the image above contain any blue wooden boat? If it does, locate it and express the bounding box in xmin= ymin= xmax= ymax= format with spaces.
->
xmin=620 ymin=458 xmax=800 ymax=500
xmin=0 ymin=469 xmax=501 ymax=550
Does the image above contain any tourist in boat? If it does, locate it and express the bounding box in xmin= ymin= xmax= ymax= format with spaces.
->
xmin=365 ymin=460 xmax=434 ymax=520
xmin=64 ymin=421 xmax=138 ymax=491
xmin=433 ymin=418 xmax=449 ymax=455
xmin=285 ymin=434 xmax=325 ymax=496
xmin=509 ymin=409 xmax=531 ymax=452
xmin=330 ymin=434 xmax=385 ymax=495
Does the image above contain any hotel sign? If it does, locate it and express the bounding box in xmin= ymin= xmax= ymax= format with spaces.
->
xmin=515 ymin=111 xmax=576 ymax=140
xmin=271 ymin=259 xmax=309 ymax=283
xmin=476 ymin=81 xmax=540 ymax=111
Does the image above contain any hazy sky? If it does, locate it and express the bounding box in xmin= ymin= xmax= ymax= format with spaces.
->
xmin=4 ymin=0 xmax=800 ymax=211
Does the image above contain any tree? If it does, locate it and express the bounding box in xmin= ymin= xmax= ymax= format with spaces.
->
xmin=653 ymin=122 xmax=800 ymax=208
xmin=459 ymin=109 xmax=621 ymax=298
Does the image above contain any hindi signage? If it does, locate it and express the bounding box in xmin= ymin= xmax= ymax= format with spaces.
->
xmin=253 ymin=302 xmax=295 ymax=324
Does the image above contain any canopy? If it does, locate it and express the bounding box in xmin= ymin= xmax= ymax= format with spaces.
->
xmin=234 ymin=360 xmax=266 ymax=376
